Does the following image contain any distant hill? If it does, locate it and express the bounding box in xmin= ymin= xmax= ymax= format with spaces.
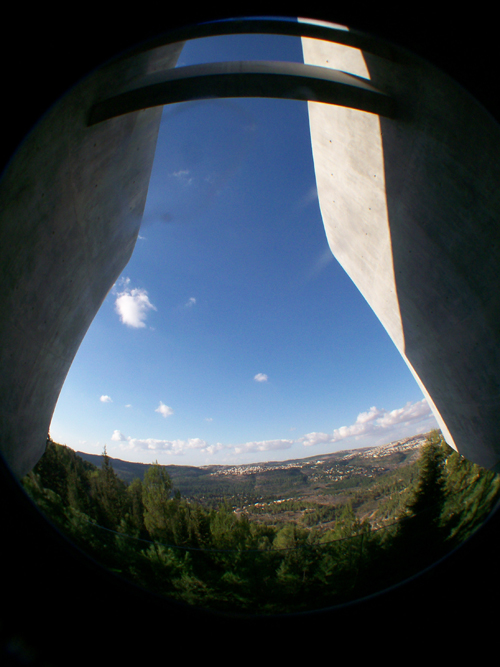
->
xmin=76 ymin=431 xmax=431 ymax=502
xmin=74 ymin=452 xmax=144 ymax=482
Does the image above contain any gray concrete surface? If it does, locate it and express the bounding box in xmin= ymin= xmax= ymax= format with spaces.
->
xmin=301 ymin=24 xmax=500 ymax=470
xmin=0 ymin=42 xmax=183 ymax=477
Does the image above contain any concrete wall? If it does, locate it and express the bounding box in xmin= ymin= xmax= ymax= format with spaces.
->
xmin=0 ymin=42 xmax=184 ymax=478
xmin=301 ymin=29 xmax=500 ymax=470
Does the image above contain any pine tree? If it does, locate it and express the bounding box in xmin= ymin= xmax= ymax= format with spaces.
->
xmin=406 ymin=431 xmax=447 ymax=524
xmin=89 ymin=446 xmax=127 ymax=530
xmin=391 ymin=430 xmax=449 ymax=571
xmin=142 ymin=461 xmax=174 ymax=541
xmin=125 ymin=477 xmax=147 ymax=537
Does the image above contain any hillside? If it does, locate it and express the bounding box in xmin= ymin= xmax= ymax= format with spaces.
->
xmin=22 ymin=430 xmax=500 ymax=615
xmin=76 ymin=433 xmax=429 ymax=523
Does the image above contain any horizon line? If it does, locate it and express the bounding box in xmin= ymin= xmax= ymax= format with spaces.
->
xmin=67 ymin=429 xmax=437 ymax=469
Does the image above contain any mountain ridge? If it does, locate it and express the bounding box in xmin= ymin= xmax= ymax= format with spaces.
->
xmin=76 ymin=433 xmax=429 ymax=485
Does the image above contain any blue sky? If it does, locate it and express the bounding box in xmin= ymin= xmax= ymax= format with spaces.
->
xmin=50 ymin=20 xmax=438 ymax=466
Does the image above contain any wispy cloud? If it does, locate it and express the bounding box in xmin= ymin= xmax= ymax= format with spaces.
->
xmin=109 ymin=398 xmax=434 ymax=463
xmin=172 ymin=169 xmax=193 ymax=185
xmin=111 ymin=429 xmax=294 ymax=459
xmin=254 ymin=373 xmax=268 ymax=383
xmin=306 ymin=246 xmax=335 ymax=283
xmin=112 ymin=430 xmax=214 ymax=455
xmin=100 ymin=395 xmax=112 ymax=403
xmin=155 ymin=402 xmax=174 ymax=418
xmin=185 ymin=297 xmax=196 ymax=308
xmin=298 ymin=184 xmax=319 ymax=208
xmin=299 ymin=432 xmax=334 ymax=447
xmin=204 ymin=442 xmax=225 ymax=455
xmin=234 ymin=439 xmax=294 ymax=454
xmin=114 ymin=277 xmax=157 ymax=328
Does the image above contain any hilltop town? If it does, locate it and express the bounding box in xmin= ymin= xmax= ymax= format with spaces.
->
xmin=77 ymin=432 xmax=432 ymax=526
xmin=208 ymin=432 xmax=429 ymax=478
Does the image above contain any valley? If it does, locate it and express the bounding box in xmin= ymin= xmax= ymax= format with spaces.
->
xmin=77 ymin=432 xmax=429 ymax=529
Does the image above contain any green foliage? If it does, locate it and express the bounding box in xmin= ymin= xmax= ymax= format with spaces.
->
xmin=209 ymin=501 xmax=250 ymax=550
xmin=406 ymin=432 xmax=447 ymax=522
xmin=28 ymin=436 xmax=94 ymax=510
xmin=88 ymin=446 xmax=129 ymax=530
xmin=20 ymin=432 xmax=500 ymax=615
xmin=124 ymin=478 xmax=147 ymax=537
xmin=142 ymin=461 xmax=174 ymax=540
xmin=273 ymin=524 xmax=316 ymax=591
xmin=22 ymin=470 xmax=71 ymax=533
xmin=440 ymin=441 xmax=500 ymax=545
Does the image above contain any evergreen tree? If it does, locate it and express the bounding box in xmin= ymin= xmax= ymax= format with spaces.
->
xmin=89 ymin=446 xmax=128 ymax=530
xmin=67 ymin=460 xmax=91 ymax=515
xmin=142 ymin=461 xmax=174 ymax=541
xmin=33 ymin=436 xmax=70 ymax=503
xmin=387 ymin=431 xmax=450 ymax=574
xmin=406 ymin=431 xmax=447 ymax=524
xmin=125 ymin=477 xmax=147 ymax=537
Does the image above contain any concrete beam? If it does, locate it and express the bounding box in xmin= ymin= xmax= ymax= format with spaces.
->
xmin=88 ymin=60 xmax=396 ymax=125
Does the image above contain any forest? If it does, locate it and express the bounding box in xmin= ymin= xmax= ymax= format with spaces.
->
xmin=21 ymin=431 xmax=500 ymax=614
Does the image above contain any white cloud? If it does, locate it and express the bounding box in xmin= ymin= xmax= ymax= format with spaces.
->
xmin=300 ymin=432 xmax=335 ymax=447
xmin=234 ymin=439 xmax=294 ymax=455
xmin=155 ymin=402 xmax=174 ymax=418
xmin=375 ymin=400 xmax=433 ymax=429
xmin=254 ymin=373 xmax=268 ymax=382
xmin=205 ymin=442 xmax=225 ymax=455
xmin=100 ymin=395 xmax=112 ymax=403
xmin=172 ymin=169 xmax=193 ymax=185
xmin=331 ymin=399 xmax=434 ymax=443
xmin=113 ymin=276 xmax=130 ymax=291
xmin=114 ymin=279 xmax=157 ymax=328
xmin=205 ymin=417 xmax=213 ymax=422
xmin=122 ymin=436 xmax=210 ymax=455
xmin=296 ymin=400 xmax=435 ymax=449
xmin=112 ymin=430 xmax=226 ymax=457
xmin=355 ymin=405 xmax=382 ymax=424
xmin=125 ymin=404 xmax=132 ymax=408
xmin=185 ymin=297 xmax=196 ymax=308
